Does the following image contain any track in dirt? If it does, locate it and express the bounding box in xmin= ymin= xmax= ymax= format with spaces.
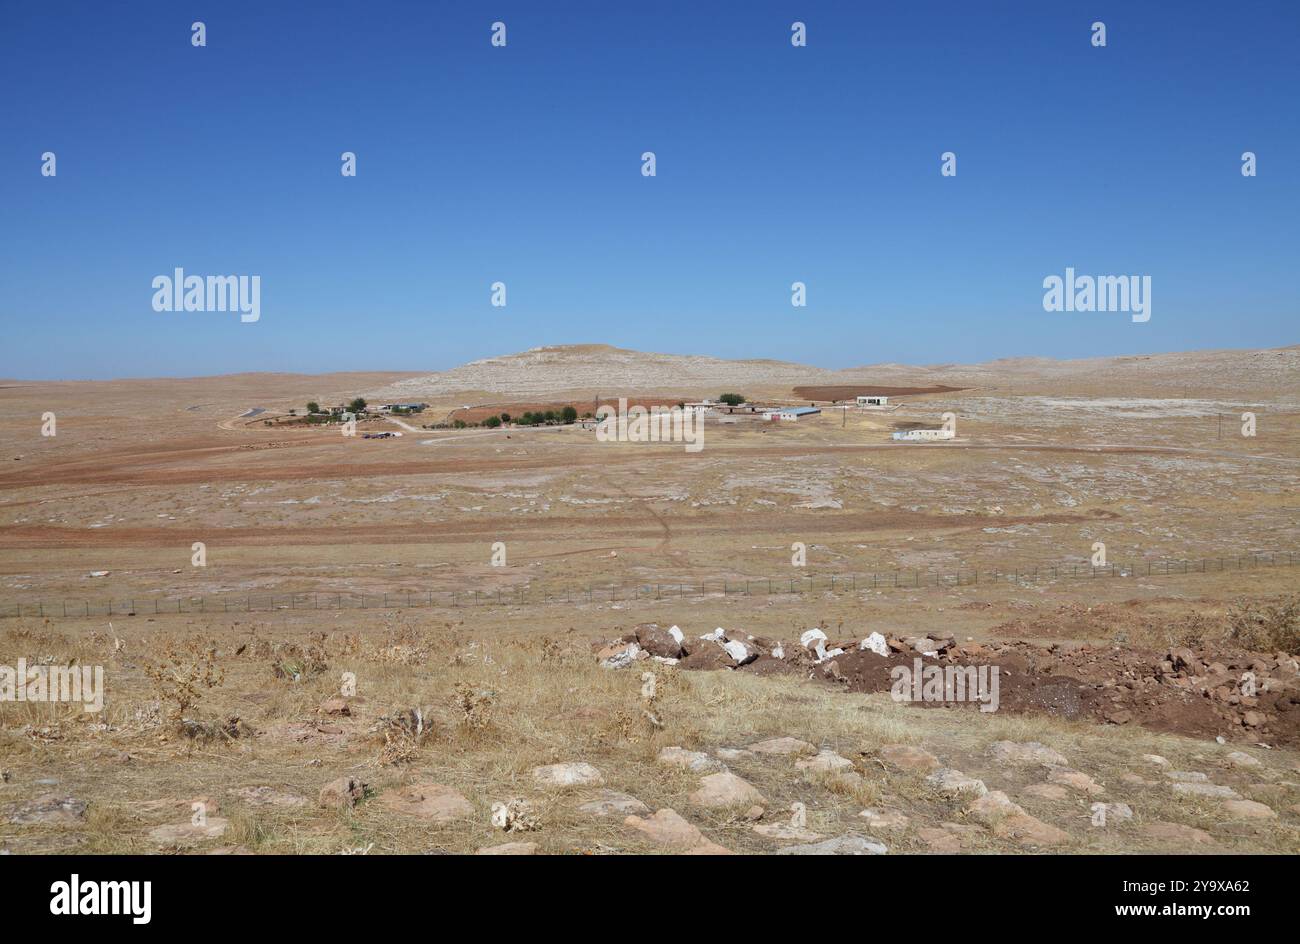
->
xmin=3 ymin=438 xmax=1291 ymax=489
xmin=0 ymin=508 xmax=1118 ymax=549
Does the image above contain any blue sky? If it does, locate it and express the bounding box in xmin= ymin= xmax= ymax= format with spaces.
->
xmin=1 ymin=1 xmax=1296 ymax=380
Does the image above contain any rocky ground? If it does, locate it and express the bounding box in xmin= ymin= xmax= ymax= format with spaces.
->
xmin=2 ymin=608 xmax=1298 ymax=855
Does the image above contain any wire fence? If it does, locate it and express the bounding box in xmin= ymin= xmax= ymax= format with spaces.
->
xmin=2 ymin=550 xmax=1296 ymax=620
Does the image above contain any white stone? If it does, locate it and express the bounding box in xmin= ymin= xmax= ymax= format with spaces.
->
xmin=800 ymin=628 xmax=827 ymax=649
xmin=858 ymin=632 xmax=889 ymax=656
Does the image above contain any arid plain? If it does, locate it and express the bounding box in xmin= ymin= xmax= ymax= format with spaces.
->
xmin=1 ymin=344 xmax=1298 ymax=855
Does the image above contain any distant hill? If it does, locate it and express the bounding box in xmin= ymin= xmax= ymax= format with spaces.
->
xmin=375 ymin=344 xmax=1300 ymax=400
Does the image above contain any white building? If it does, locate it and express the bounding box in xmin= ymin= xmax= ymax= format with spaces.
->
xmin=856 ymin=395 xmax=888 ymax=406
xmin=892 ymin=428 xmax=954 ymax=441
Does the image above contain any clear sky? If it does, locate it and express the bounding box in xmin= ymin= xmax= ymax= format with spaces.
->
xmin=1 ymin=1 xmax=1296 ymax=380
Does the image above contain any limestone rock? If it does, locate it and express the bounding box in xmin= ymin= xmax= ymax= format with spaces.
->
xmin=795 ymin=749 xmax=854 ymax=775
xmin=625 ymin=808 xmax=703 ymax=848
xmin=1172 ymin=782 xmax=1241 ymax=799
xmin=989 ymin=741 xmax=1068 ymax=767
xmin=578 ymin=790 xmax=649 ymax=817
xmin=747 ymin=736 xmax=816 ymax=757
xmin=148 ymin=818 xmax=229 ymax=844
xmin=532 ymin=762 xmax=603 ymax=788
xmin=657 ymin=746 xmax=723 ymax=773
xmin=774 ymin=834 xmax=887 ymax=855
xmin=879 ymin=744 xmax=941 ymax=773
xmin=926 ymin=768 xmax=987 ymax=798
xmin=689 ymin=771 xmax=766 ymax=808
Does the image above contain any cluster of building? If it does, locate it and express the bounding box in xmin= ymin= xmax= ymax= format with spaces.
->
xmin=683 ymin=400 xmax=822 ymax=421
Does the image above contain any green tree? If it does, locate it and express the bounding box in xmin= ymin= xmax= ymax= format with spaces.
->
xmin=561 ymin=405 xmax=578 ymax=424
xmin=500 ymin=412 xmax=511 ymax=423
xmin=483 ymin=415 xmax=501 ymax=428
xmin=348 ymin=397 xmax=367 ymax=413
xmin=306 ymin=401 xmax=321 ymax=414
xmin=719 ymin=393 xmax=745 ymax=406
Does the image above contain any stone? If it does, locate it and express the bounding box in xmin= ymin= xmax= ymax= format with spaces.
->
xmin=919 ymin=827 xmax=962 ymax=852
xmin=858 ymin=632 xmax=889 ymax=656
xmin=476 ymin=842 xmax=538 ymax=855
xmin=635 ymin=623 xmax=684 ymax=659
xmin=879 ymin=744 xmax=941 ymax=773
xmin=6 ymin=794 xmax=87 ymax=825
xmin=577 ymin=790 xmax=649 ymax=817
xmin=1022 ymin=783 xmax=1069 ymax=800
xmin=1141 ymin=821 xmax=1214 ymax=845
xmin=926 ymin=768 xmax=987 ymax=798
xmin=532 ymin=762 xmax=603 ymax=787
xmin=774 ymin=834 xmax=887 ymax=855
xmin=1221 ymin=799 xmax=1275 ymax=819
xmin=598 ymin=642 xmax=641 ymax=669
xmin=1224 ymin=751 xmax=1261 ymax=769
xmin=795 ymin=749 xmax=854 ymax=774
xmin=966 ymin=790 xmax=1024 ymax=823
xmin=657 ymin=746 xmax=722 ymax=773
xmin=747 ymin=736 xmax=816 ymax=757
xmin=1047 ymin=767 xmax=1104 ymax=795
xmin=625 ymin=808 xmax=703 ymax=848
xmin=989 ymin=741 xmax=1068 ymax=767
xmin=715 ymin=747 xmax=755 ymax=762
xmin=753 ymin=822 xmax=825 ymax=841
xmin=689 ymin=771 xmax=766 ymax=808
xmin=800 ymin=628 xmax=828 ymax=654
xmin=379 ymin=782 xmax=473 ymax=822
xmin=1141 ymin=753 xmax=1169 ymax=766
xmin=858 ymin=808 xmax=910 ymax=829
xmin=1166 ymin=770 xmax=1208 ymax=782
xmin=1091 ymin=802 xmax=1134 ymax=825
xmin=319 ymin=776 xmax=366 ymax=810
xmin=1120 ymin=773 xmax=1155 ymax=787
xmin=319 ymin=697 xmax=350 ymax=716
xmin=991 ymin=812 xmax=1071 ymax=847
xmin=1172 ymin=782 xmax=1241 ymax=799
xmin=722 ymin=639 xmax=759 ymax=666
xmin=148 ymin=819 xmax=229 ymax=843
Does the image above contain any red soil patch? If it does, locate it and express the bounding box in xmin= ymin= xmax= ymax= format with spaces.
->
xmin=820 ymin=641 xmax=1300 ymax=745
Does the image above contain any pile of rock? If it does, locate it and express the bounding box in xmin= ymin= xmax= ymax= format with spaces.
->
xmin=594 ymin=622 xmax=774 ymax=670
